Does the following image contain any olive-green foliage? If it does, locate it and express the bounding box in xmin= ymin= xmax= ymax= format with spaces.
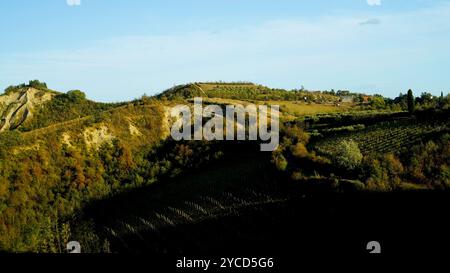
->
xmin=66 ymin=90 xmax=87 ymax=101
xmin=407 ymin=89 xmax=415 ymax=114
xmin=363 ymin=153 xmax=404 ymax=191
xmin=381 ymin=90 xmax=448 ymax=111
xmin=0 ymin=105 xmax=225 ymax=252
xmin=273 ymin=152 xmax=288 ymax=171
xmin=28 ymin=80 xmax=47 ymax=90
xmin=3 ymin=86 xmax=21 ymax=95
xmin=332 ymin=140 xmax=363 ymax=170
xmin=362 ymin=135 xmax=449 ymax=191
xmin=403 ymin=135 xmax=450 ymax=188
xmin=3 ymin=80 xmax=48 ymax=95
xmin=271 ymin=124 xmax=331 ymax=181
xmin=21 ymin=91 xmax=119 ymax=131
xmin=159 ymin=83 xmax=340 ymax=103
xmin=369 ymin=95 xmax=386 ymax=109
xmin=276 ymin=107 xmax=448 ymax=191
xmin=0 ymin=131 xmax=23 ymax=147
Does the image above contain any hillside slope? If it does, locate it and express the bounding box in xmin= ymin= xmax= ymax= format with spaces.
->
xmin=0 ymin=81 xmax=448 ymax=253
xmin=0 ymin=99 xmax=173 ymax=251
xmin=159 ymin=82 xmax=341 ymax=103
xmin=0 ymin=88 xmax=55 ymax=132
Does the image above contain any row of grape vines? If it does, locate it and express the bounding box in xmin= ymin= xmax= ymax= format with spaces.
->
xmin=314 ymin=118 xmax=450 ymax=155
xmin=104 ymin=189 xmax=289 ymax=249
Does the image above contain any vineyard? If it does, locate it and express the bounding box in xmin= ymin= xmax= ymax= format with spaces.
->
xmin=313 ymin=117 xmax=450 ymax=156
xmin=104 ymin=190 xmax=289 ymax=252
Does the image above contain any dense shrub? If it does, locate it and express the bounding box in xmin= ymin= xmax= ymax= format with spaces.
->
xmin=28 ymin=80 xmax=47 ymax=90
xmin=3 ymin=86 xmax=21 ymax=95
xmin=66 ymin=90 xmax=87 ymax=102
xmin=332 ymin=140 xmax=363 ymax=170
xmin=273 ymin=153 xmax=288 ymax=171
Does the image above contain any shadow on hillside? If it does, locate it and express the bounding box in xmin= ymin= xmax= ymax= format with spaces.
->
xmin=98 ymin=190 xmax=450 ymax=256
xmin=80 ymin=141 xmax=450 ymax=256
xmin=83 ymin=143 xmax=282 ymax=218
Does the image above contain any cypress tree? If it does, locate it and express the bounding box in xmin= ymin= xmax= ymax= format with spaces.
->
xmin=407 ymin=89 xmax=415 ymax=114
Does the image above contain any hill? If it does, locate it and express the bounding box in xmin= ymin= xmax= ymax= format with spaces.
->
xmin=158 ymin=82 xmax=341 ymax=103
xmin=0 ymin=80 xmax=448 ymax=253
xmin=0 ymin=99 xmax=172 ymax=251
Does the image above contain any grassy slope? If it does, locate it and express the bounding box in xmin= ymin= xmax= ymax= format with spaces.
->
xmin=15 ymin=104 xmax=166 ymax=151
xmin=20 ymin=93 xmax=121 ymax=131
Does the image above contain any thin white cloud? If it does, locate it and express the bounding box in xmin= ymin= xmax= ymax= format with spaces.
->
xmin=359 ymin=18 xmax=381 ymax=25
xmin=367 ymin=0 xmax=381 ymax=6
xmin=67 ymin=0 xmax=81 ymax=6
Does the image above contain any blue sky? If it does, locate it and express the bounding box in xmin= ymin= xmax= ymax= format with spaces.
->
xmin=1 ymin=0 xmax=450 ymax=102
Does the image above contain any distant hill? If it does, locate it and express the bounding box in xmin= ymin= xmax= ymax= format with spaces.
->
xmin=5 ymin=79 xmax=416 ymax=136
xmin=0 ymin=81 xmax=352 ymax=134
xmin=158 ymin=82 xmax=341 ymax=103
xmin=0 ymin=80 xmax=366 ymax=155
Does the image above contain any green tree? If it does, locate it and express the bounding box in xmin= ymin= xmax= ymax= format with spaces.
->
xmin=333 ymin=140 xmax=363 ymax=170
xmin=370 ymin=95 xmax=386 ymax=109
xmin=407 ymin=89 xmax=415 ymax=114
xmin=394 ymin=93 xmax=408 ymax=110
xmin=66 ymin=90 xmax=87 ymax=102
xmin=3 ymin=85 xmax=20 ymax=95
xmin=28 ymin=80 xmax=47 ymax=89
